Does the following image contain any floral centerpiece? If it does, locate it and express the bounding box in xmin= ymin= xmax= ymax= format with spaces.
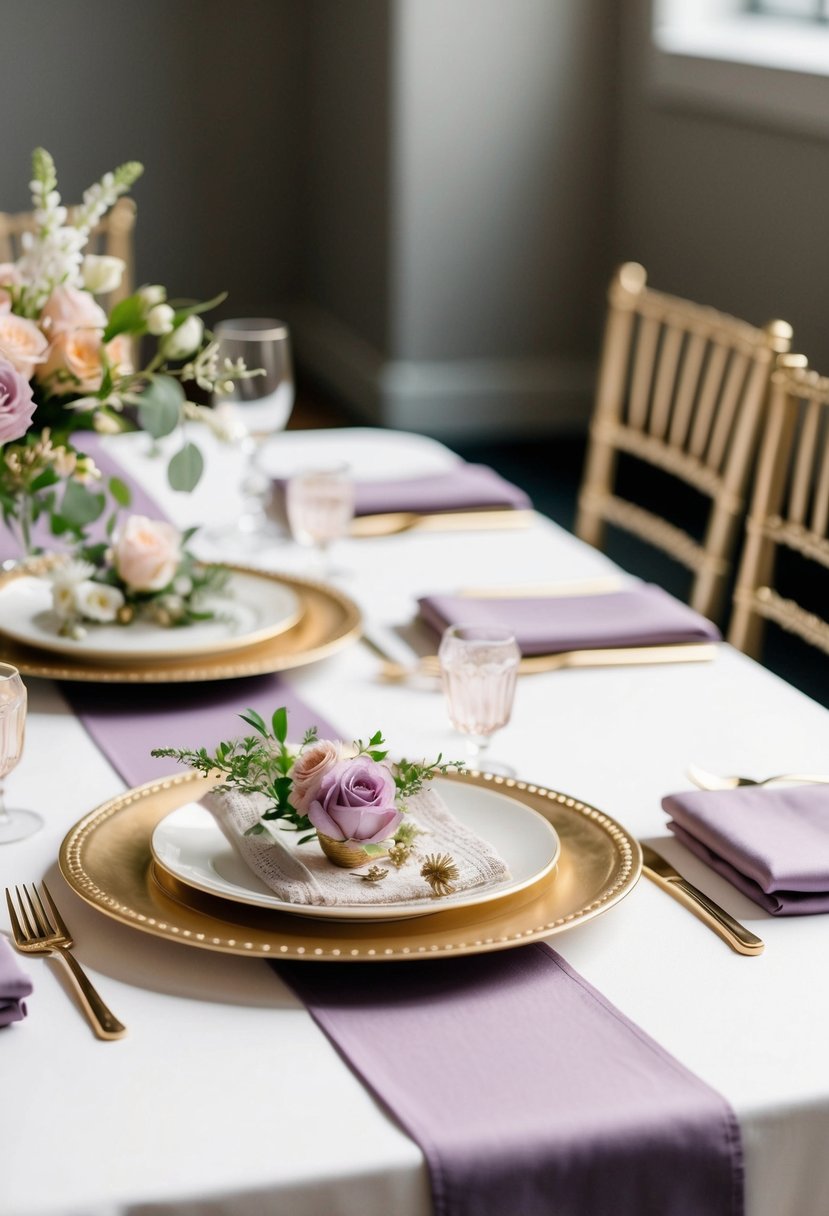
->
xmin=49 ymin=515 xmax=228 ymax=639
xmin=154 ymin=706 xmax=464 ymax=881
xmin=0 ymin=148 xmax=254 ymax=559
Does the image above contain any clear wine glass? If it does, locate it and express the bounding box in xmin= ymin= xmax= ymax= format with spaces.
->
xmin=285 ymin=465 xmax=355 ymax=578
xmin=0 ymin=664 xmax=40 ymax=844
xmin=438 ymin=624 xmax=520 ymax=775
xmin=208 ymin=318 xmax=295 ymax=550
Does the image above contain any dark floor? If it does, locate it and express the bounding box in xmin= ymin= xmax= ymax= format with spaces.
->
xmin=293 ymin=378 xmax=829 ymax=711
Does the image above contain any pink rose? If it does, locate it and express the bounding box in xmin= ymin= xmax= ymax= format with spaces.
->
xmin=0 ymin=357 xmax=36 ymax=443
xmin=106 ymin=333 xmax=133 ymax=378
xmin=0 ymin=314 xmax=48 ymax=376
xmin=113 ymin=516 xmax=182 ymax=592
xmin=289 ymin=740 xmax=342 ymax=814
xmin=39 ymin=285 xmax=107 ymax=336
xmin=307 ymin=757 xmax=401 ymax=844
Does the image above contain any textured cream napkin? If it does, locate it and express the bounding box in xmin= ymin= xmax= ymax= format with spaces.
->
xmin=202 ymin=786 xmax=510 ymax=907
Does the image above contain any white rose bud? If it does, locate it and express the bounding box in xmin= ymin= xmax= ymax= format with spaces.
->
xmin=163 ymin=315 xmax=204 ymax=360
xmin=74 ymin=581 xmax=125 ymax=623
xmin=138 ymin=284 xmax=166 ymax=307
xmin=93 ymin=412 xmax=122 ymax=435
xmin=81 ymin=255 xmax=125 ymax=295
xmin=146 ymin=303 xmax=175 ymax=335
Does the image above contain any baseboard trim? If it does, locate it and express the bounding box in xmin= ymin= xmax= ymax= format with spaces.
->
xmin=289 ymin=304 xmax=594 ymax=438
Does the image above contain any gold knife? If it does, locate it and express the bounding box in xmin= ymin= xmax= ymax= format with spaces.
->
xmin=378 ymin=642 xmax=718 ymax=681
xmin=641 ymin=843 xmax=764 ymax=956
xmin=350 ymin=508 xmax=535 ymax=538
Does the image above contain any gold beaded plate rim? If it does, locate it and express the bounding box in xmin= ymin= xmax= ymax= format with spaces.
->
xmin=59 ymin=770 xmax=642 ymax=961
xmin=0 ymin=566 xmax=361 ymax=683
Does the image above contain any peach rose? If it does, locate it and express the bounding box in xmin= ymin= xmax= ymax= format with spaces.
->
xmin=113 ymin=516 xmax=182 ymax=592
xmin=289 ymin=740 xmax=343 ymax=814
xmin=39 ymin=285 xmax=107 ymax=336
xmin=36 ymin=330 xmax=105 ymax=395
xmin=0 ymin=314 xmax=48 ymax=376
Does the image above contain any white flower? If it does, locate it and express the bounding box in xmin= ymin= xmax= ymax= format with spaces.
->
xmin=163 ymin=315 xmax=203 ymax=360
xmin=82 ymin=254 xmax=125 ymax=295
xmin=93 ymin=412 xmax=122 ymax=435
xmin=138 ymin=284 xmax=166 ymax=307
xmin=74 ymin=580 xmax=125 ymax=623
xmin=52 ymin=581 xmax=80 ymax=620
xmin=52 ymin=559 xmax=95 ymax=586
xmin=146 ymin=303 xmax=175 ymax=335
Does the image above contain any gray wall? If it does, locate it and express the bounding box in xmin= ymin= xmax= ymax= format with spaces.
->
xmin=0 ymin=0 xmax=304 ymax=316
xmin=615 ymin=0 xmax=829 ymax=371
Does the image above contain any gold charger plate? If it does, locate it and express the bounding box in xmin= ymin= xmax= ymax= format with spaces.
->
xmin=59 ymin=770 xmax=642 ymax=960
xmin=0 ymin=567 xmax=361 ymax=683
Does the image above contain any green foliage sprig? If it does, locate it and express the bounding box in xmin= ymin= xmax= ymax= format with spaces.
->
xmin=152 ymin=706 xmax=464 ymax=844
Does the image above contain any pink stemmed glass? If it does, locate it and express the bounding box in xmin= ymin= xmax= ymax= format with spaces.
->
xmin=285 ymin=465 xmax=355 ymax=577
xmin=0 ymin=664 xmax=40 ymax=844
xmin=438 ymin=624 xmax=520 ymax=775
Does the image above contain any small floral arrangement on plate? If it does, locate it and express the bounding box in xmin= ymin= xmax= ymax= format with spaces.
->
xmin=49 ymin=514 xmax=227 ymax=639
xmin=153 ymin=706 xmax=464 ymax=874
xmin=0 ymin=148 xmax=257 ymax=555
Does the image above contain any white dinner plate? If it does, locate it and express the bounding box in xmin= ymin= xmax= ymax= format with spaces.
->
xmin=151 ymin=778 xmax=560 ymax=922
xmin=0 ymin=568 xmax=302 ymax=661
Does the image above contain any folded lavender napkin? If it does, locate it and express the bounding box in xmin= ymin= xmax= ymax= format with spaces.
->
xmin=419 ymin=583 xmax=721 ymax=655
xmin=0 ymin=935 xmax=32 ymax=1027
xmin=203 ymin=785 xmax=510 ymax=907
xmin=274 ymin=464 xmax=531 ymax=517
xmin=663 ymin=784 xmax=829 ymax=915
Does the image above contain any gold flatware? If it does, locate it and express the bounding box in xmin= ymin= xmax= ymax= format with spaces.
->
xmin=5 ymin=882 xmax=127 ymax=1039
xmin=456 ymin=576 xmax=624 ymax=598
xmin=687 ymin=762 xmax=829 ymax=792
xmin=640 ymin=844 xmax=764 ymax=956
xmin=378 ymin=642 xmax=718 ymax=682
xmin=350 ymin=508 xmax=535 ymax=538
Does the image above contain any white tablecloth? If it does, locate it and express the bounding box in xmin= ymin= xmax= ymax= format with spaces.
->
xmin=3 ymin=427 xmax=829 ymax=1216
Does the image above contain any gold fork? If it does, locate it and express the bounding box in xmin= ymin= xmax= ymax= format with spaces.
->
xmin=5 ymin=882 xmax=126 ymax=1040
xmin=687 ymin=762 xmax=829 ymax=791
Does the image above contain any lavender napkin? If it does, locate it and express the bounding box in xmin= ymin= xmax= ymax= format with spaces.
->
xmin=0 ymin=935 xmax=32 ymax=1027
xmin=419 ymin=584 xmax=721 ymax=655
xmin=274 ymin=464 xmax=531 ymax=517
xmin=663 ymin=784 xmax=829 ymax=915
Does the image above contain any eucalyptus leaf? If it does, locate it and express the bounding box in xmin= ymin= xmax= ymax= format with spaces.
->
xmin=168 ymin=442 xmax=204 ymax=492
xmin=60 ymin=480 xmax=106 ymax=529
xmin=108 ymin=476 xmax=132 ymax=507
xmin=137 ymin=375 xmax=184 ymax=439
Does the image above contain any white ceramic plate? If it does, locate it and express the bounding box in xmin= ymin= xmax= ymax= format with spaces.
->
xmin=151 ymin=778 xmax=560 ymax=922
xmin=0 ymin=568 xmax=302 ymax=661
xmin=260 ymin=426 xmax=461 ymax=482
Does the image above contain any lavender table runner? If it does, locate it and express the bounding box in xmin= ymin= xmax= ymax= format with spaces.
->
xmin=59 ymin=439 xmax=743 ymax=1216
xmin=284 ymin=946 xmax=743 ymax=1216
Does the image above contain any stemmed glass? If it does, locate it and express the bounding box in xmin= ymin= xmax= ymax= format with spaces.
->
xmin=285 ymin=465 xmax=355 ymax=578
xmin=209 ymin=318 xmax=295 ymax=549
xmin=438 ymin=625 xmax=520 ymax=775
xmin=0 ymin=664 xmax=40 ymax=844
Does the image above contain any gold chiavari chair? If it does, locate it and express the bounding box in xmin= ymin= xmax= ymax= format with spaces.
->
xmin=575 ymin=263 xmax=793 ymax=623
xmin=729 ymin=358 xmax=829 ymax=660
xmin=0 ymin=195 xmax=136 ymax=307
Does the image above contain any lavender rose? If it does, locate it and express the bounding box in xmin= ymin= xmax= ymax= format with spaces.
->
xmin=306 ymin=757 xmax=402 ymax=844
xmin=0 ymin=357 xmax=36 ymax=444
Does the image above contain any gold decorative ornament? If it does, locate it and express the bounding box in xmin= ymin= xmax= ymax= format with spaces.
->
xmin=387 ymin=842 xmax=413 ymax=869
xmin=317 ymin=833 xmax=381 ymax=869
xmin=420 ymin=853 xmax=460 ymax=897
xmin=353 ymin=866 xmax=389 ymax=884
